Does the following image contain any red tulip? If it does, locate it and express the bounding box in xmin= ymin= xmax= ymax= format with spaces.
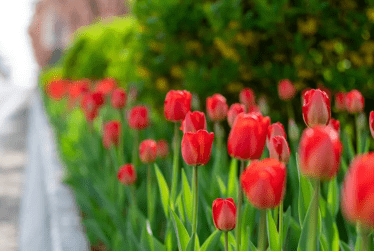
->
xmin=180 ymin=111 xmax=207 ymax=133
xmin=239 ymin=88 xmax=255 ymax=110
xmin=248 ymin=105 xmax=260 ymax=113
xmin=299 ymin=126 xmax=342 ymax=180
xmin=228 ymin=112 xmax=270 ymax=160
xmin=164 ymin=90 xmax=192 ymax=122
xmin=92 ymin=91 xmax=105 ymax=107
xmin=117 ymin=164 xmax=137 ymax=185
xmin=278 ymin=79 xmax=296 ymax=101
xmin=47 ymin=80 xmax=68 ymax=100
xmin=317 ymin=84 xmax=332 ymax=102
xmin=68 ymin=79 xmax=90 ymax=100
xmin=212 ymin=198 xmax=237 ymax=231
xmin=328 ymin=118 xmax=340 ymax=134
xmin=268 ymin=136 xmax=290 ymax=164
xmin=335 ymin=92 xmax=346 ymax=111
xmin=302 ymin=89 xmax=331 ymax=127
xmin=227 ymin=103 xmax=245 ymax=127
xmin=103 ymin=121 xmax=121 ymax=149
xmin=156 ymin=139 xmax=169 ymax=158
xmin=128 ymin=106 xmax=149 ymax=130
xmin=206 ymin=94 xmax=229 ymax=121
xmin=241 ymin=158 xmax=286 ymax=209
xmin=139 ymin=139 xmax=157 ymax=164
xmin=288 ymin=118 xmax=299 ymax=141
xmin=370 ymin=112 xmax=374 ymax=139
xmin=346 ymin=90 xmax=364 ymax=114
xmin=341 ymin=153 xmax=374 ymax=228
xmin=301 ymin=88 xmax=312 ymax=104
xmin=267 ymin=122 xmax=287 ymax=144
xmin=181 ymin=130 xmax=214 ymax=166
xmin=95 ymin=78 xmax=117 ymax=95
xmin=81 ymin=93 xmax=99 ymax=121
xmin=111 ymin=88 xmax=127 ymax=109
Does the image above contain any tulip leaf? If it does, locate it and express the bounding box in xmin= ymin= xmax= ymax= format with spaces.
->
xmin=165 ymin=221 xmax=177 ymax=251
xmin=296 ymin=154 xmax=313 ymax=224
xmin=155 ymin=163 xmax=170 ymax=217
xmin=176 ymin=192 xmax=186 ymax=224
xmin=217 ymin=176 xmax=227 ymax=197
xmin=342 ymin=129 xmax=355 ymax=161
xmin=282 ymin=206 xmax=292 ymax=247
xmin=182 ymin=169 xmax=193 ymax=223
xmin=267 ymin=210 xmax=280 ymax=251
xmin=320 ymin=235 xmax=328 ymax=251
xmin=227 ymin=158 xmax=238 ymax=199
xmin=171 ymin=209 xmax=190 ymax=251
xmin=186 ymin=233 xmax=200 ymax=251
xmin=327 ymin=177 xmax=339 ymax=218
xmin=340 ymin=241 xmax=352 ymax=251
xmin=200 ymin=230 xmax=222 ymax=251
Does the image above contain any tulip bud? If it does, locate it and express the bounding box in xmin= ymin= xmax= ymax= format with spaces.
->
xmin=156 ymin=139 xmax=169 ymax=158
xmin=328 ymin=118 xmax=340 ymax=134
xmin=180 ymin=111 xmax=207 ymax=133
xmin=227 ymin=103 xmax=245 ymax=127
xmin=239 ymin=88 xmax=256 ymax=110
xmin=302 ymin=89 xmax=331 ymax=127
xmin=299 ymin=126 xmax=342 ymax=180
xmin=139 ymin=139 xmax=157 ymax=164
xmin=68 ymin=79 xmax=90 ymax=101
xmin=47 ymin=80 xmax=68 ymax=100
xmin=128 ymin=106 xmax=149 ymax=130
xmin=267 ymin=122 xmax=287 ymax=144
xmin=117 ymin=164 xmax=137 ymax=185
xmin=206 ymin=94 xmax=229 ymax=121
xmin=248 ymin=105 xmax=260 ymax=113
xmin=335 ymin=92 xmax=346 ymax=111
xmin=103 ymin=121 xmax=121 ymax=149
xmin=346 ymin=90 xmax=364 ymax=114
xmin=370 ymin=111 xmax=374 ymax=139
xmin=212 ymin=198 xmax=237 ymax=231
xmin=341 ymin=153 xmax=374 ymax=228
xmin=241 ymin=158 xmax=286 ymax=209
xmin=288 ymin=118 xmax=299 ymax=141
xmin=301 ymin=88 xmax=312 ymax=104
xmin=95 ymin=78 xmax=117 ymax=96
xmin=111 ymin=88 xmax=127 ymax=109
xmin=181 ymin=130 xmax=214 ymax=166
xmin=92 ymin=91 xmax=105 ymax=107
xmin=228 ymin=113 xmax=270 ymax=160
xmin=258 ymin=96 xmax=269 ymax=115
xmin=268 ymin=136 xmax=290 ymax=164
xmin=278 ymin=79 xmax=296 ymax=101
xmin=164 ymin=90 xmax=192 ymax=122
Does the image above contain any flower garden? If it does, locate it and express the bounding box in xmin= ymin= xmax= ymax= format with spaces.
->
xmin=38 ymin=1 xmax=374 ymax=250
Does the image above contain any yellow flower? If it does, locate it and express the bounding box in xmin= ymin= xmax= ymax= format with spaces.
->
xmin=367 ymin=9 xmax=374 ymax=22
xmin=239 ymin=65 xmax=252 ymax=81
xmin=227 ymin=82 xmax=244 ymax=93
xmin=360 ymin=41 xmax=374 ymax=54
xmin=137 ymin=66 xmax=150 ymax=79
xmin=293 ymin=55 xmax=304 ymax=66
xmin=156 ymin=77 xmax=169 ymax=92
xmin=170 ymin=65 xmax=183 ymax=79
xmin=365 ymin=54 xmax=373 ymax=66
xmin=235 ymin=31 xmax=256 ymax=47
xmin=185 ymin=41 xmax=203 ymax=56
xmin=214 ymin=38 xmax=240 ymax=62
xmin=274 ymin=54 xmax=286 ymax=62
xmin=349 ymin=52 xmax=364 ymax=67
xmin=149 ymin=41 xmax=164 ymax=53
xmin=297 ymin=18 xmax=318 ymax=35
xmin=320 ymin=40 xmax=335 ymax=51
xmin=297 ymin=69 xmax=314 ymax=79
xmin=228 ymin=21 xmax=240 ymax=29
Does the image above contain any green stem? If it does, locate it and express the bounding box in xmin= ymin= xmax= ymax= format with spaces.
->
xmin=258 ymin=210 xmax=267 ymax=251
xmin=132 ymin=130 xmax=139 ymax=166
xmin=192 ymin=165 xmax=198 ymax=234
xmin=358 ymin=223 xmax=371 ymax=251
xmin=147 ymin=164 xmax=153 ymax=226
xmin=118 ymin=108 xmax=125 ymax=164
xmin=171 ymin=122 xmax=180 ymax=204
xmin=355 ymin=114 xmax=362 ymax=154
xmin=214 ymin=122 xmax=223 ymax=173
xmin=307 ymin=179 xmax=320 ymax=251
xmin=130 ymin=185 xmax=137 ymax=209
xmin=236 ymin=160 xmax=245 ymax=251
xmin=274 ymin=206 xmax=279 ymax=228
xmin=279 ymin=201 xmax=284 ymax=250
xmin=225 ymin=231 xmax=229 ymax=251
xmin=287 ymin=101 xmax=295 ymax=120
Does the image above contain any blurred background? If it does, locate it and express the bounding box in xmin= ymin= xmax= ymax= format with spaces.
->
xmin=2 ymin=0 xmax=374 ymax=250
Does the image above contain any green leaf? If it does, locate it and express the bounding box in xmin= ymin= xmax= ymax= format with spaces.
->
xmin=217 ymin=176 xmax=227 ymax=197
xmin=200 ymin=230 xmax=222 ymax=251
xmin=182 ymin=169 xmax=193 ymax=223
xmin=155 ymin=163 xmax=170 ymax=217
xmin=340 ymin=241 xmax=352 ymax=251
xmin=186 ymin=233 xmax=200 ymax=251
xmin=296 ymin=154 xmax=313 ymax=224
xmin=320 ymin=235 xmax=328 ymax=251
xmin=327 ymin=178 xmax=339 ymax=218
xmin=227 ymin=158 xmax=238 ymax=199
xmin=267 ymin=210 xmax=280 ymax=251
xmin=171 ymin=209 xmax=190 ymax=251
xmin=282 ymin=207 xmax=292 ymax=246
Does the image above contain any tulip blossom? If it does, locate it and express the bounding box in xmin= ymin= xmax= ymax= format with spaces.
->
xmin=299 ymin=126 xmax=342 ymax=180
xmin=117 ymin=164 xmax=137 ymax=185
xmin=267 ymin=122 xmax=287 ymax=143
xmin=206 ymin=94 xmax=229 ymax=121
xmin=95 ymin=78 xmax=117 ymax=96
xmin=47 ymin=80 xmax=69 ymax=100
xmin=180 ymin=111 xmax=207 ymax=133
xmin=239 ymin=88 xmax=255 ymax=110
xmin=342 ymin=153 xmax=374 ymax=228
xmin=335 ymin=92 xmax=346 ymax=111
xmin=268 ymin=136 xmax=291 ymax=164
xmin=111 ymin=88 xmax=127 ymax=109
xmin=181 ymin=130 xmax=214 ymax=166
xmin=92 ymin=91 xmax=105 ymax=107
xmin=128 ymin=106 xmax=149 ymax=130
xmin=346 ymin=90 xmax=364 ymax=114
xmin=288 ymin=118 xmax=299 ymax=141
xmin=164 ymin=90 xmax=192 ymax=122
xmin=228 ymin=112 xmax=270 ymax=160
xmin=302 ymin=89 xmax=331 ymax=127
xmin=81 ymin=93 xmax=99 ymax=121
xmin=248 ymin=105 xmax=260 ymax=113
xmin=370 ymin=112 xmax=374 ymax=139
xmin=139 ymin=139 xmax=157 ymax=164
xmin=156 ymin=140 xmax=169 ymax=158
xmin=212 ymin=198 xmax=237 ymax=231
xmin=278 ymin=79 xmax=296 ymax=101
xmin=328 ymin=118 xmax=340 ymax=134
xmin=241 ymin=158 xmax=286 ymax=209
xmin=227 ymin=103 xmax=245 ymax=127
xmin=68 ymin=79 xmax=90 ymax=101
xmin=103 ymin=121 xmax=121 ymax=149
